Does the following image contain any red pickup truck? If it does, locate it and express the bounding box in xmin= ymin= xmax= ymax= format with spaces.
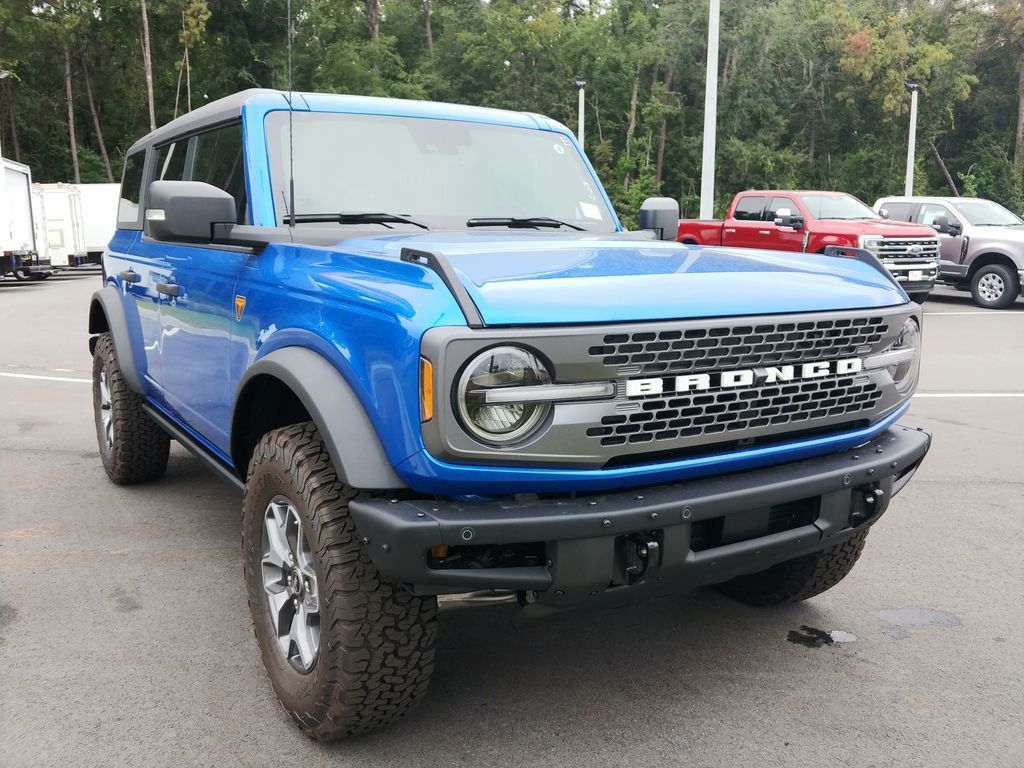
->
xmin=677 ymin=190 xmax=940 ymax=302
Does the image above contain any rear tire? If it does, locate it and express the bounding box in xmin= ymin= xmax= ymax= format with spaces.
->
xmin=92 ymin=332 xmax=170 ymax=484
xmin=907 ymin=291 xmax=930 ymax=304
xmin=241 ymin=422 xmax=437 ymax=740
xmin=970 ymin=263 xmax=1019 ymax=309
xmin=715 ymin=529 xmax=869 ymax=607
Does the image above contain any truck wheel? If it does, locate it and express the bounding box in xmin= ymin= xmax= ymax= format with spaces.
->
xmin=241 ymin=422 xmax=437 ymax=740
xmin=970 ymin=263 xmax=1019 ymax=309
xmin=907 ymin=291 xmax=930 ymax=304
xmin=715 ymin=529 xmax=869 ymax=607
xmin=92 ymin=332 xmax=170 ymax=484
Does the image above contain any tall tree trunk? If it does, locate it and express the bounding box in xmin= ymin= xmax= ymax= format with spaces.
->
xmin=185 ymin=47 xmax=192 ymax=112
xmin=174 ymin=50 xmax=186 ymax=118
xmin=6 ymin=80 xmax=21 ymax=162
xmin=655 ymin=70 xmax=674 ymax=185
xmin=930 ymin=141 xmax=959 ymax=195
xmin=1015 ymin=62 xmax=1024 ymax=171
xmin=424 ymin=0 xmax=433 ymax=53
xmin=365 ymin=0 xmax=381 ymax=41
xmin=140 ymin=0 xmax=156 ymax=131
xmin=62 ymin=37 xmax=81 ymax=184
xmin=623 ymin=65 xmax=640 ymax=192
xmin=80 ymin=51 xmax=114 ymax=182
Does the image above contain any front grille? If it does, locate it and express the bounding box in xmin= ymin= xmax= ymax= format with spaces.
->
xmin=587 ymin=375 xmax=882 ymax=448
xmin=588 ymin=316 xmax=886 ymax=376
xmin=874 ymin=238 xmax=939 ymax=259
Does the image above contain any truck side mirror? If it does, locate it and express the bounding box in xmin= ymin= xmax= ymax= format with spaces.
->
xmin=931 ymin=215 xmax=961 ymax=236
xmin=773 ymin=207 xmax=805 ymax=230
xmin=145 ymin=180 xmax=237 ymax=243
xmin=879 ymin=208 xmax=890 ymax=219
xmin=639 ymin=197 xmax=681 ymax=241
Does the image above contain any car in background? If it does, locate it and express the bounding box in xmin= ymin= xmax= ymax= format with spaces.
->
xmin=875 ymin=196 xmax=1024 ymax=309
xmin=677 ymin=191 xmax=940 ymax=303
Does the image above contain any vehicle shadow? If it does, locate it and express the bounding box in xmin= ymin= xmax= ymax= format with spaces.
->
xmin=924 ymin=290 xmax=1024 ymax=311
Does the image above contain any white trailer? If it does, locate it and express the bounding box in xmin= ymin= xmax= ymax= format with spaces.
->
xmin=33 ymin=183 xmax=87 ymax=269
xmin=2 ymin=157 xmax=52 ymax=279
xmin=75 ymin=183 xmax=119 ymax=260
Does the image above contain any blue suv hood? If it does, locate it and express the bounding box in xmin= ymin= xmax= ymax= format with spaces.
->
xmin=346 ymin=232 xmax=907 ymax=325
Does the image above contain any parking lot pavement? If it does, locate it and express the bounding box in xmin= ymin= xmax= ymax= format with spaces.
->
xmin=1 ymin=274 xmax=1022 ymax=768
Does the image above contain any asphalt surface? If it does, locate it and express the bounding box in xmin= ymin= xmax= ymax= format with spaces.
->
xmin=1 ymin=274 xmax=1022 ymax=767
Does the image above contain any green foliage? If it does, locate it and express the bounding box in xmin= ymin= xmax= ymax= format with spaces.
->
xmin=1 ymin=0 xmax=1022 ymax=222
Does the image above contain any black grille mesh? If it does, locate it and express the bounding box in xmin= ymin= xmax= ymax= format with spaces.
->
xmin=587 ymin=376 xmax=881 ymax=448
xmin=588 ymin=316 xmax=886 ymax=375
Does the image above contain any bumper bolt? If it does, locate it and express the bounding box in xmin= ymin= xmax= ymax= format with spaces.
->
xmin=416 ymin=511 xmax=425 ymax=518
xmin=843 ymin=474 xmax=852 ymax=486
xmin=361 ymin=537 xmax=370 ymax=545
xmin=381 ymin=544 xmax=390 ymax=553
xmin=602 ymin=519 xmax=611 ymax=528
xmin=555 ymin=589 xmax=565 ymax=597
xmin=867 ymin=468 xmax=875 ymax=476
xmin=649 ymin=512 xmax=659 ymax=521
xmin=891 ymin=461 xmax=898 ymax=468
xmin=681 ymin=506 xmax=692 ymax=519
xmin=852 ymin=455 xmax=860 ymax=461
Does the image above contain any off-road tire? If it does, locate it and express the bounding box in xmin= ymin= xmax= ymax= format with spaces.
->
xmin=715 ymin=529 xmax=870 ymax=607
xmin=241 ymin=422 xmax=437 ymax=740
xmin=907 ymin=291 xmax=930 ymax=304
xmin=92 ymin=332 xmax=169 ymax=484
xmin=970 ymin=263 xmax=1019 ymax=309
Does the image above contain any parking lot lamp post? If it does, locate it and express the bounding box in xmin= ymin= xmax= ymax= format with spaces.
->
xmin=904 ymin=79 xmax=920 ymax=196
xmin=699 ymin=0 xmax=720 ymax=219
xmin=0 ymin=70 xmax=9 ymax=160
xmin=574 ymin=77 xmax=587 ymax=150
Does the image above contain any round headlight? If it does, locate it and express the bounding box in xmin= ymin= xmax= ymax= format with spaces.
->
xmin=456 ymin=346 xmax=551 ymax=445
xmin=890 ymin=317 xmax=921 ymax=394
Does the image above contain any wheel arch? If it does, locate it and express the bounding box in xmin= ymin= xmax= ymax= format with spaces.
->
xmin=88 ymin=285 xmax=146 ymax=394
xmin=230 ymin=346 xmax=405 ymax=490
xmin=967 ymin=252 xmax=1020 ymax=280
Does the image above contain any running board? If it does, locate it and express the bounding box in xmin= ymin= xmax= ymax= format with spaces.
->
xmin=142 ymin=404 xmax=244 ymax=491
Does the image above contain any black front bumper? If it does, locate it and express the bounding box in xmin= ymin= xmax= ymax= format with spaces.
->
xmin=350 ymin=425 xmax=931 ymax=607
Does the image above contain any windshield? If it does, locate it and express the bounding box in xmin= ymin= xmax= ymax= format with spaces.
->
xmin=950 ymin=199 xmax=1023 ymax=227
xmin=799 ymin=194 xmax=880 ymax=221
xmin=265 ymin=111 xmax=614 ymax=231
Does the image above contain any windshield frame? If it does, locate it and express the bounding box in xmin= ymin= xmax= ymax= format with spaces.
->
xmin=799 ymin=193 xmax=881 ymax=222
xmin=263 ymin=109 xmax=619 ymax=233
xmin=950 ymin=198 xmax=1024 ymax=227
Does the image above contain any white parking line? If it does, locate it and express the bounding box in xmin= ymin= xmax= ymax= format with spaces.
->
xmin=0 ymin=371 xmax=90 ymax=384
xmin=924 ymin=311 xmax=1023 ymax=316
xmin=915 ymin=393 xmax=1024 ymax=398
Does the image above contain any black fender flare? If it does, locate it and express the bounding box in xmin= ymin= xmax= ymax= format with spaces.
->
xmin=231 ymin=346 xmax=405 ymax=490
xmin=88 ymin=285 xmax=146 ymax=394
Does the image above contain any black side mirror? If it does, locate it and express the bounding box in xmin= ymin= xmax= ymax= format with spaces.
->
xmin=639 ymin=197 xmax=681 ymax=241
xmin=932 ymin=215 xmax=961 ymax=236
xmin=145 ymin=180 xmax=237 ymax=243
xmin=947 ymin=219 xmax=963 ymax=237
xmin=773 ymin=207 xmax=805 ymax=230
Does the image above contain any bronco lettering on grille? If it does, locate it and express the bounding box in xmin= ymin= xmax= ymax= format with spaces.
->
xmin=624 ymin=358 xmax=864 ymax=398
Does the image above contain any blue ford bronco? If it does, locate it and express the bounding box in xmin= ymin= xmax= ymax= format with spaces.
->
xmin=88 ymin=89 xmax=930 ymax=739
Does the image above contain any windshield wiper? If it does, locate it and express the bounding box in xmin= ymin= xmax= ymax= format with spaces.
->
xmin=283 ymin=212 xmax=430 ymax=229
xmin=466 ymin=216 xmax=584 ymax=231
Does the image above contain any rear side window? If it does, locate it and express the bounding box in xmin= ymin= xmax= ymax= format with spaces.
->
xmin=882 ymin=202 xmax=916 ymax=222
xmin=117 ymin=152 xmax=146 ymax=229
xmin=733 ymin=196 xmax=766 ymax=221
xmin=191 ymin=124 xmax=247 ymax=222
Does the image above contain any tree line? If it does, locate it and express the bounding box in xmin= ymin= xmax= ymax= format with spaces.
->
xmin=2 ymin=0 xmax=1023 ymax=224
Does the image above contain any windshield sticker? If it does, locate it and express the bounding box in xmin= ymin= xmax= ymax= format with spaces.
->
xmin=553 ymin=143 xmax=565 ymax=155
xmin=580 ymin=202 xmax=603 ymax=220
xmin=582 ymin=181 xmax=597 ymax=201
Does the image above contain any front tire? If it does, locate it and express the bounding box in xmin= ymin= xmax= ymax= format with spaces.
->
xmin=241 ymin=422 xmax=437 ymax=740
xmin=92 ymin=332 xmax=169 ymax=484
xmin=715 ymin=529 xmax=869 ymax=607
xmin=970 ymin=263 xmax=1019 ymax=309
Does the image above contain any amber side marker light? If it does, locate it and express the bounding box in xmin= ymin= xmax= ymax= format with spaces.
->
xmin=420 ymin=357 xmax=434 ymax=422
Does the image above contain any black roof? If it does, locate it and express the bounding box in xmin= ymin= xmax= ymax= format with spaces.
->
xmin=127 ymin=88 xmax=288 ymax=154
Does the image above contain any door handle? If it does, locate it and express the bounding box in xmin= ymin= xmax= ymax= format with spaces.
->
xmin=758 ymin=230 xmax=771 ymax=235
xmin=155 ymin=282 xmax=179 ymax=298
xmin=119 ymin=269 xmax=141 ymax=284
xmin=724 ymin=228 xmax=736 ymax=234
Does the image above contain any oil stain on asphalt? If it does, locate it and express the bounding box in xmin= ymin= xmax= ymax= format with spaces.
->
xmin=872 ymin=607 xmax=961 ymax=639
xmin=787 ymin=625 xmax=858 ymax=648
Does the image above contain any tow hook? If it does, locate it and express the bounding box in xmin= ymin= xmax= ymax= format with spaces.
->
xmin=850 ymin=485 xmax=886 ymax=527
xmin=623 ymin=532 xmax=661 ymax=584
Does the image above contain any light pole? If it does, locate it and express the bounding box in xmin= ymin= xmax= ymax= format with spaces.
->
xmin=904 ymin=79 xmax=920 ymax=196
xmin=699 ymin=0 xmax=720 ymax=219
xmin=574 ymin=77 xmax=587 ymax=150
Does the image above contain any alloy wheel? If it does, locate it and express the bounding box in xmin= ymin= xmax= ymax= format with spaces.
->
xmin=261 ymin=496 xmax=321 ymax=673
xmin=978 ymin=272 xmax=1005 ymax=303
